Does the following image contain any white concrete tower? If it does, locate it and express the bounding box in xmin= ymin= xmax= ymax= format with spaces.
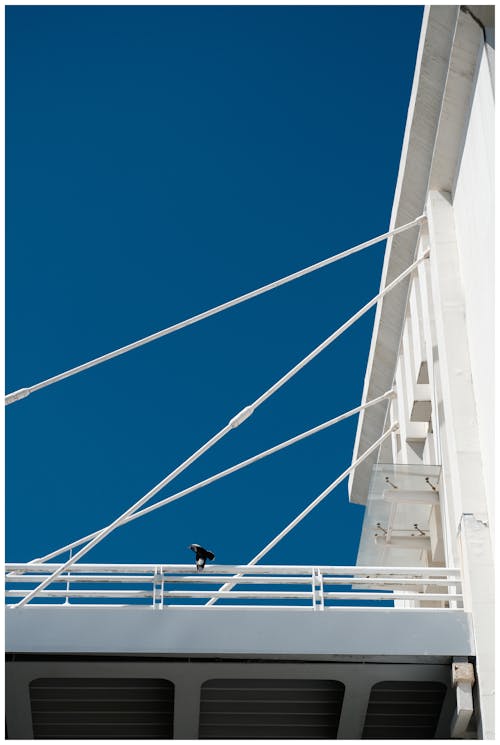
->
xmin=350 ymin=5 xmax=495 ymax=739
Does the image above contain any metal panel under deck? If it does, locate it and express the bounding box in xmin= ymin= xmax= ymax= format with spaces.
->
xmin=198 ymin=678 xmax=345 ymax=739
xmin=5 ymin=602 xmax=476 ymax=739
xmin=29 ymin=678 xmax=175 ymax=740
xmin=362 ymin=680 xmax=447 ymax=739
xmin=7 ymin=654 xmax=472 ymax=740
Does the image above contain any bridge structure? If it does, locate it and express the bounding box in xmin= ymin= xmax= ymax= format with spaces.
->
xmin=5 ymin=562 xmax=474 ymax=739
xmin=5 ymin=5 xmax=494 ymax=740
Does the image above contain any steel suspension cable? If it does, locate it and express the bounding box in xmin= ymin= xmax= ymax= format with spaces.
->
xmin=206 ymin=423 xmax=398 ymax=605
xmin=5 ymin=216 xmax=425 ymax=406
xmin=14 ymin=251 xmax=427 ymax=608
xmin=29 ymin=389 xmax=394 ymax=564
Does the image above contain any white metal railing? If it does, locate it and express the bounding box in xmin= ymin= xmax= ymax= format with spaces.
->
xmin=5 ymin=563 xmax=462 ymax=610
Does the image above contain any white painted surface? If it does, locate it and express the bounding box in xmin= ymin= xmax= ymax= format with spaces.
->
xmin=5 ymin=605 xmax=475 ymax=657
xmin=350 ymin=9 xmax=495 ymax=737
xmin=426 ymin=190 xmax=495 ymax=741
xmin=348 ymin=6 xmax=459 ymax=505
xmin=356 ymin=464 xmax=441 ymax=568
xmin=452 ymin=44 xmax=495 ymax=538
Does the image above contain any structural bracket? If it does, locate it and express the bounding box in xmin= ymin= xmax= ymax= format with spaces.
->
xmin=450 ymin=658 xmax=475 ymax=739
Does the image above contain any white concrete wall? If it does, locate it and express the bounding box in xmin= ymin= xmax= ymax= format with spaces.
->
xmin=427 ymin=189 xmax=495 ymax=740
xmin=452 ymin=44 xmax=495 ymax=534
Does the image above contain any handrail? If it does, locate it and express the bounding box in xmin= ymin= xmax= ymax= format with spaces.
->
xmin=14 ymin=252 xmax=430 ymax=610
xmin=26 ymin=390 xmax=395 ymax=565
xmin=5 ymin=563 xmax=463 ymax=610
xmin=5 ymin=562 xmax=461 ymax=575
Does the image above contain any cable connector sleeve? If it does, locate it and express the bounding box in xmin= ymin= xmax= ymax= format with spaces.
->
xmin=229 ymin=405 xmax=255 ymax=429
xmin=5 ymin=388 xmax=31 ymax=406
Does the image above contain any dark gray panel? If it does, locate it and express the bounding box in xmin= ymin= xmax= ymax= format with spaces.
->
xmin=362 ymin=680 xmax=446 ymax=739
xmin=29 ymin=678 xmax=174 ymax=739
xmin=199 ymin=679 xmax=344 ymax=739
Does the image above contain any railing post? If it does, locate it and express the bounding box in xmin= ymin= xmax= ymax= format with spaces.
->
xmin=311 ymin=568 xmax=324 ymax=611
xmin=317 ymin=568 xmax=325 ymax=610
xmin=311 ymin=568 xmax=316 ymax=611
xmin=64 ymin=549 xmax=72 ymax=605
xmin=448 ymin=568 xmax=461 ymax=610
xmin=3 ymin=563 xmax=464 ymax=607
xmin=151 ymin=566 xmax=165 ymax=609
xmin=159 ymin=566 xmax=165 ymax=610
xmin=152 ymin=566 xmax=157 ymax=607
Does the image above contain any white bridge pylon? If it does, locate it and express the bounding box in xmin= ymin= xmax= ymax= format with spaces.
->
xmin=9 ymin=218 xmax=427 ymax=608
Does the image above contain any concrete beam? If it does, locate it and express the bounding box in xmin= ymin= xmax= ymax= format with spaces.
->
xmin=5 ymin=605 xmax=475 ymax=658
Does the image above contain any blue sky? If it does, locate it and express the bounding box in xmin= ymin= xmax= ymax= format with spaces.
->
xmin=6 ymin=5 xmax=423 ymax=575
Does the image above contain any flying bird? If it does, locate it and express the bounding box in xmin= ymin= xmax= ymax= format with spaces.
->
xmin=189 ymin=544 xmax=215 ymax=572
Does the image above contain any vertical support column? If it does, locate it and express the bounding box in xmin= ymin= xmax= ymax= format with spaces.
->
xmin=336 ymin=681 xmax=371 ymax=739
xmin=173 ymin=678 xmax=203 ymax=739
xmin=394 ymin=351 xmax=427 ymax=464
xmin=409 ymin=276 xmax=427 ymax=382
xmin=394 ymin=356 xmax=411 ymax=462
xmin=417 ymin=226 xmax=453 ymax=566
xmin=426 ymin=190 xmax=494 ymax=739
xmin=388 ymin=395 xmax=401 ymax=462
xmin=457 ymin=516 xmax=494 ymax=739
xmin=450 ymin=658 xmax=475 ymax=738
xmin=417 ymin=228 xmax=442 ymax=465
xmin=402 ymin=317 xmax=418 ymax=419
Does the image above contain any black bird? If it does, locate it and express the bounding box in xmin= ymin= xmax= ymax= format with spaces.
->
xmin=189 ymin=544 xmax=215 ymax=572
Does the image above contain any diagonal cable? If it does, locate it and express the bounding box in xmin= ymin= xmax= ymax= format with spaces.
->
xmin=28 ymin=389 xmax=394 ymax=565
xmin=5 ymin=216 xmax=425 ymax=405
xmin=13 ymin=250 xmax=427 ymax=608
xmin=205 ymin=423 xmax=398 ymax=605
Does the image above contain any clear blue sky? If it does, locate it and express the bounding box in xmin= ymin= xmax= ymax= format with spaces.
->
xmin=6 ymin=5 xmax=423 ymax=573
